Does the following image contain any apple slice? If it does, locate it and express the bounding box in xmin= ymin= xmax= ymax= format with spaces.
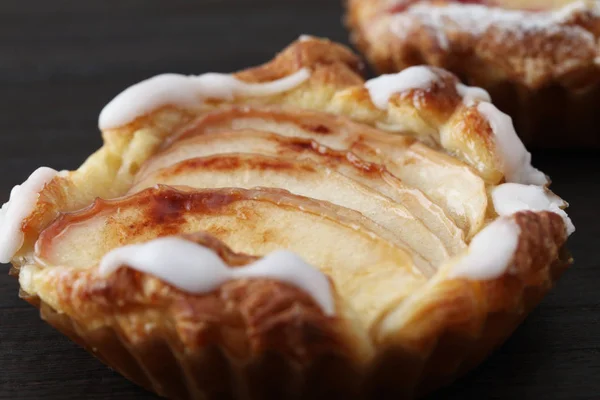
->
xmin=138 ymin=130 xmax=466 ymax=256
xmin=35 ymin=186 xmax=428 ymax=329
xmin=168 ymin=107 xmax=487 ymax=238
xmin=132 ymin=152 xmax=451 ymax=267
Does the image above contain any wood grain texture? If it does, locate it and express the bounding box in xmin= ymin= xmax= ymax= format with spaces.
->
xmin=0 ymin=1 xmax=598 ymax=399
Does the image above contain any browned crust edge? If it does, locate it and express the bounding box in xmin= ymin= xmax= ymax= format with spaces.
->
xmin=23 ymin=236 xmax=571 ymax=399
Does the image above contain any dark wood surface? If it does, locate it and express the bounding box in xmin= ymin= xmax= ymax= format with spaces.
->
xmin=0 ymin=1 xmax=599 ymax=399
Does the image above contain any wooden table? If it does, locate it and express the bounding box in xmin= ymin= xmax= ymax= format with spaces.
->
xmin=1 ymin=1 xmax=598 ymax=399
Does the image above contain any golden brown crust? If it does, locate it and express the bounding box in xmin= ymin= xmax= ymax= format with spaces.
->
xmin=235 ymin=36 xmax=366 ymax=86
xmin=8 ymin=36 xmax=574 ymax=398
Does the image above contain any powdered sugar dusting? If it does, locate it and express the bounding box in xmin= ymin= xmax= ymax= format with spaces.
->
xmin=391 ymin=1 xmax=598 ymax=50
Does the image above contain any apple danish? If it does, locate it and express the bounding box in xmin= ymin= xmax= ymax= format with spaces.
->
xmin=2 ymin=37 xmax=573 ymax=399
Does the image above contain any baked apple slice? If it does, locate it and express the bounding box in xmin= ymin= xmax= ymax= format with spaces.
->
xmin=132 ymin=152 xmax=451 ymax=266
xmin=169 ymin=107 xmax=488 ymax=238
xmin=136 ymin=129 xmax=466 ymax=256
xmin=35 ymin=185 xmax=429 ymax=329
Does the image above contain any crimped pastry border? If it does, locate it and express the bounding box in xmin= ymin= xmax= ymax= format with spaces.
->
xmin=23 ymin=239 xmax=571 ymax=399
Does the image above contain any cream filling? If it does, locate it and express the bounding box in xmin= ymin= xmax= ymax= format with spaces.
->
xmin=0 ymin=167 xmax=58 ymax=263
xmin=98 ymin=236 xmax=335 ymax=315
xmin=99 ymin=69 xmax=311 ymax=130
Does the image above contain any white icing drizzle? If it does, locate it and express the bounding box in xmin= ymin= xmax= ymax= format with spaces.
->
xmin=450 ymin=181 xmax=574 ymax=280
xmin=493 ymin=183 xmax=575 ymax=235
xmin=366 ymin=65 xmax=491 ymax=110
xmin=445 ymin=102 xmax=575 ymax=279
xmin=455 ymin=82 xmax=491 ymax=105
xmin=477 ymin=102 xmax=547 ymax=185
xmin=99 ymin=69 xmax=311 ymax=130
xmin=98 ymin=236 xmax=335 ymax=316
xmin=298 ymin=34 xmax=314 ymax=42
xmin=364 ymin=67 xmax=547 ymax=189
xmin=392 ymin=1 xmax=598 ymax=51
xmin=364 ymin=67 xmax=545 ymax=187
xmin=449 ymin=217 xmax=521 ymax=280
xmin=0 ymin=167 xmax=58 ymax=263
xmin=365 ymin=66 xmax=440 ymax=109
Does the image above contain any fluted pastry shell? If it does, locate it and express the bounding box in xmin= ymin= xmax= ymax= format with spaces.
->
xmin=5 ymin=37 xmax=573 ymax=399
xmin=346 ymin=0 xmax=600 ymax=147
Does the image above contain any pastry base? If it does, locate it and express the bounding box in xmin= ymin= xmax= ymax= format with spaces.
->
xmin=19 ymin=248 xmax=571 ymax=400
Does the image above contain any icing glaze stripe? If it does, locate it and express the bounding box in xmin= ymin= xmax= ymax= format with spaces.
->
xmin=492 ymin=182 xmax=575 ymax=235
xmin=99 ymin=69 xmax=311 ymax=130
xmin=0 ymin=167 xmax=58 ymax=263
xmin=98 ymin=236 xmax=336 ymax=315
xmin=365 ymin=66 xmax=491 ymax=109
xmin=365 ymin=66 xmax=440 ymax=109
xmin=450 ymin=182 xmax=575 ymax=280
xmin=449 ymin=217 xmax=521 ymax=280
xmin=477 ymin=102 xmax=547 ymax=185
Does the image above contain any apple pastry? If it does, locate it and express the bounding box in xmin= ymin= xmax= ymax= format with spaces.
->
xmin=1 ymin=37 xmax=574 ymax=399
xmin=346 ymin=0 xmax=600 ymax=146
